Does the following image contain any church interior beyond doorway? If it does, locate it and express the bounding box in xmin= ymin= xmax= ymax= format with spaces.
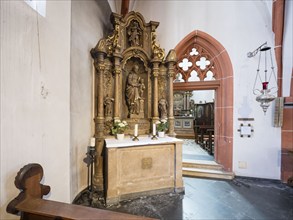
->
xmin=174 ymin=90 xmax=215 ymax=162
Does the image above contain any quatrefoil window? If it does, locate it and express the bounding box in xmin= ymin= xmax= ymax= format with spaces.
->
xmin=196 ymin=57 xmax=210 ymax=70
xmin=178 ymin=58 xmax=192 ymax=71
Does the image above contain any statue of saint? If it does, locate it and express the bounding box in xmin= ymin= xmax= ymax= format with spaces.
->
xmin=104 ymin=95 xmax=114 ymax=117
xmin=127 ymin=21 xmax=141 ymax=47
xmin=126 ymin=64 xmax=143 ymax=115
xmin=159 ymin=98 xmax=168 ymax=119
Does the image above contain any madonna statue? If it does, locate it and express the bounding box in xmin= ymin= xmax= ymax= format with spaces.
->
xmin=126 ymin=64 xmax=144 ymax=116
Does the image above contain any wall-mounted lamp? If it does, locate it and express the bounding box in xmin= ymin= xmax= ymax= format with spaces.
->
xmin=247 ymin=42 xmax=278 ymax=114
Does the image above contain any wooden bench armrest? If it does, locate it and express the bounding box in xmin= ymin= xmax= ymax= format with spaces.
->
xmin=7 ymin=163 xmax=156 ymax=220
xmin=17 ymin=198 xmax=151 ymax=220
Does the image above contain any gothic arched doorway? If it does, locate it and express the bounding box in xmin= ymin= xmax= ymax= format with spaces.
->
xmin=174 ymin=30 xmax=234 ymax=172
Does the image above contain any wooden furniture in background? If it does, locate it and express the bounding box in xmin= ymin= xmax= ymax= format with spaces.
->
xmin=173 ymin=91 xmax=195 ymax=138
xmin=194 ymin=102 xmax=214 ymax=155
xmin=174 ymin=116 xmax=194 ymax=138
xmin=7 ymin=163 xmax=155 ymax=220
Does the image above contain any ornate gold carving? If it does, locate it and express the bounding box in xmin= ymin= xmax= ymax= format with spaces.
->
xmin=97 ymin=63 xmax=105 ymax=72
xmin=132 ymin=49 xmax=139 ymax=56
xmin=152 ymin=69 xmax=159 ymax=77
xmin=106 ymin=23 xmax=120 ymax=54
xmin=141 ymin=157 xmax=152 ymax=169
xmin=91 ymin=11 xmax=176 ymax=190
xmin=158 ymin=74 xmax=167 ymax=96
xmin=113 ymin=69 xmax=121 ymax=75
xmin=103 ymin=68 xmax=112 ymax=95
xmin=97 ymin=39 xmax=107 ymax=53
xmin=151 ymin=31 xmax=165 ymax=60
xmin=104 ymin=119 xmax=113 ymax=135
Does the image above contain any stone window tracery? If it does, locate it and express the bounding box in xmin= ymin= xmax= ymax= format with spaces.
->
xmin=175 ymin=45 xmax=216 ymax=82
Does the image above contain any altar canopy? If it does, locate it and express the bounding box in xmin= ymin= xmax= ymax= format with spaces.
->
xmin=90 ymin=12 xmax=177 ymax=191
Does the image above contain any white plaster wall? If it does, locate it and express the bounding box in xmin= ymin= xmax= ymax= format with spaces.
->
xmin=134 ymin=0 xmax=281 ymax=179
xmin=70 ymin=0 xmax=111 ymax=200
xmin=0 ymin=1 xmax=71 ymax=219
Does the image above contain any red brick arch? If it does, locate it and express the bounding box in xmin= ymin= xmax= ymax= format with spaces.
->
xmin=174 ymin=30 xmax=234 ymax=171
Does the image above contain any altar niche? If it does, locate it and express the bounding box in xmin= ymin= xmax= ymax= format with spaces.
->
xmin=122 ymin=58 xmax=149 ymax=120
xmin=90 ymin=11 xmax=177 ymax=191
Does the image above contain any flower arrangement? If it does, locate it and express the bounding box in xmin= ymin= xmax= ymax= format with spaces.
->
xmin=156 ymin=119 xmax=168 ymax=132
xmin=111 ymin=119 xmax=128 ymax=135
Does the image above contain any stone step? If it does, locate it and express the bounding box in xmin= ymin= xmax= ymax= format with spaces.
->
xmin=183 ymin=167 xmax=235 ymax=180
xmin=183 ymin=159 xmax=223 ymax=170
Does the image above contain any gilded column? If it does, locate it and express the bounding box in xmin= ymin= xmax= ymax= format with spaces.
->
xmin=113 ymin=52 xmax=123 ymax=120
xmin=166 ymin=50 xmax=177 ymax=137
xmin=90 ymin=40 xmax=106 ymax=191
xmin=151 ymin=27 xmax=165 ymax=126
xmin=152 ymin=58 xmax=160 ymax=124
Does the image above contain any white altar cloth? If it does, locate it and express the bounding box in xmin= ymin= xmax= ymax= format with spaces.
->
xmin=105 ymin=136 xmax=183 ymax=148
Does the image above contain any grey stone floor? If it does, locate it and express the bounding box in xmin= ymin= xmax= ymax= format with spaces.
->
xmin=74 ymin=177 xmax=293 ymax=220
xmin=182 ymin=138 xmax=214 ymax=161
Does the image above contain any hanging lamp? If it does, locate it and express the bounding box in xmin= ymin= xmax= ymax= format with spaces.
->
xmin=247 ymin=42 xmax=278 ymax=114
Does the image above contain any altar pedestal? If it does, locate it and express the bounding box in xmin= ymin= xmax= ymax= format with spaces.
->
xmin=105 ymin=136 xmax=184 ymax=204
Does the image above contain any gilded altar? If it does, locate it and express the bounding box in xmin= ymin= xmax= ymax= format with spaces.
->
xmin=90 ymin=12 xmax=177 ymax=191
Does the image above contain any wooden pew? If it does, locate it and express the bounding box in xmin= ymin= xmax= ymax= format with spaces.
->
xmin=7 ymin=163 xmax=155 ymax=220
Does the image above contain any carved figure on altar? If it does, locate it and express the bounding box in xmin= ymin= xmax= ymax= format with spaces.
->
xmin=104 ymin=95 xmax=114 ymax=117
xmin=159 ymin=98 xmax=168 ymax=119
xmin=126 ymin=64 xmax=144 ymax=115
xmin=127 ymin=21 xmax=141 ymax=47
xmin=139 ymin=78 xmax=145 ymax=98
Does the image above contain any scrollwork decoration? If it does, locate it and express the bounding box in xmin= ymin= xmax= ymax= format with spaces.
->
xmin=151 ymin=31 xmax=165 ymax=60
xmin=106 ymin=23 xmax=121 ymax=54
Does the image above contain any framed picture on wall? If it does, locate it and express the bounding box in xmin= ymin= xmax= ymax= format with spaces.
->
xmin=175 ymin=120 xmax=182 ymax=128
xmin=183 ymin=120 xmax=192 ymax=128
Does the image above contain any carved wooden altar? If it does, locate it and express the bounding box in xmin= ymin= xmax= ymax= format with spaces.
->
xmin=90 ymin=12 xmax=177 ymax=190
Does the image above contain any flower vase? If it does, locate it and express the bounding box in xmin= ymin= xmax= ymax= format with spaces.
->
xmin=116 ymin=133 xmax=125 ymax=141
xmin=158 ymin=131 xmax=165 ymax=138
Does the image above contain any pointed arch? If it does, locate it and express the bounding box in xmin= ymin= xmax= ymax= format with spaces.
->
xmin=175 ymin=30 xmax=234 ymax=172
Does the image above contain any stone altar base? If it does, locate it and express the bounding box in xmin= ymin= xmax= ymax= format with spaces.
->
xmin=104 ymin=136 xmax=184 ymax=205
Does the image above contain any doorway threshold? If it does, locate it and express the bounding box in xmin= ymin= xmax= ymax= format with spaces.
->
xmin=182 ymin=159 xmax=234 ymax=180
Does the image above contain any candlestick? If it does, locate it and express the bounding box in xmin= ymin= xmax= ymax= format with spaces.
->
xmin=134 ymin=124 xmax=138 ymax=136
xmin=90 ymin=137 xmax=95 ymax=147
xmin=132 ymin=135 xmax=139 ymax=141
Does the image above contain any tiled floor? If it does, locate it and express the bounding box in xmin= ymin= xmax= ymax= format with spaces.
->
xmin=182 ymin=138 xmax=214 ymax=161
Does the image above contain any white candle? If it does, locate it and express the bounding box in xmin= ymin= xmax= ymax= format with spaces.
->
xmin=90 ymin=137 xmax=95 ymax=147
xmin=134 ymin=124 xmax=138 ymax=136
xmin=153 ymin=123 xmax=156 ymax=136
